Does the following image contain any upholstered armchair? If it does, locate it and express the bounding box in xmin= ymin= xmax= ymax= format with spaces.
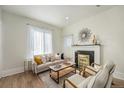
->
xmin=63 ymin=62 xmax=115 ymax=88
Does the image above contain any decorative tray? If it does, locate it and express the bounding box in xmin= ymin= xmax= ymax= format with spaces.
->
xmin=54 ymin=64 xmax=62 ymax=68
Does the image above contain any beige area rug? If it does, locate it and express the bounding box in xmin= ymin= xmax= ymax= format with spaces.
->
xmin=38 ymin=71 xmax=75 ymax=88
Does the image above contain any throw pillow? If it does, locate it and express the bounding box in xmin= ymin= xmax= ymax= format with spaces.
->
xmin=55 ymin=53 xmax=60 ymax=60
xmin=41 ymin=55 xmax=46 ymax=63
xmin=34 ymin=55 xmax=43 ymax=65
xmin=50 ymin=55 xmax=55 ymax=62
xmin=45 ymin=54 xmax=51 ymax=62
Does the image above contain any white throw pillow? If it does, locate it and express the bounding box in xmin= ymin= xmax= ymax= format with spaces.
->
xmin=55 ymin=54 xmax=60 ymax=60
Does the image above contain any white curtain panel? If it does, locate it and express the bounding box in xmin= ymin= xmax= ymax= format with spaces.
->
xmin=26 ymin=25 xmax=34 ymax=59
xmin=44 ymin=31 xmax=52 ymax=54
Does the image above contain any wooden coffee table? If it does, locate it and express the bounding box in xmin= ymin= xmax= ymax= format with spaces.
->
xmin=49 ymin=62 xmax=76 ymax=83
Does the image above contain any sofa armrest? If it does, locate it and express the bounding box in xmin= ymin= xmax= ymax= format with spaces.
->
xmin=32 ymin=60 xmax=38 ymax=74
xmin=63 ymin=78 xmax=78 ymax=88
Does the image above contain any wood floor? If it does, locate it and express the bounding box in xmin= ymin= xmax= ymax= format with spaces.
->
xmin=112 ymin=78 xmax=124 ymax=88
xmin=0 ymin=71 xmax=45 ymax=88
xmin=0 ymin=71 xmax=124 ymax=88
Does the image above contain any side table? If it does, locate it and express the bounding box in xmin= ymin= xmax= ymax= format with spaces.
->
xmin=24 ymin=58 xmax=32 ymax=72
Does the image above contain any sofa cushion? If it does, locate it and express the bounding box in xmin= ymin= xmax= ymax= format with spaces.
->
xmin=37 ymin=62 xmax=52 ymax=69
xmin=37 ymin=60 xmax=64 ymax=70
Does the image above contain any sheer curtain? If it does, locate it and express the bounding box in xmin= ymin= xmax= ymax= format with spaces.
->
xmin=26 ymin=25 xmax=53 ymax=59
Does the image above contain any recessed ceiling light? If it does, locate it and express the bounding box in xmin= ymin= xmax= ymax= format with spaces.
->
xmin=65 ymin=16 xmax=69 ymax=20
xmin=65 ymin=16 xmax=69 ymax=24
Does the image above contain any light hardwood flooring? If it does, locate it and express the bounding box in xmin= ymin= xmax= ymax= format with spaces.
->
xmin=0 ymin=71 xmax=45 ymax=88
xmin=112 ymin=78 xmax=124 ymax=88
xmin=0 ymin=71 xmax=124 ymax=88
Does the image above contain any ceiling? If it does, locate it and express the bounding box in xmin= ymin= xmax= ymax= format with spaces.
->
xmin=1 ymin=5 xmax=114 ymax=28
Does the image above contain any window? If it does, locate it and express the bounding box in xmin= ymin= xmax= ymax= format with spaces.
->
xmin=30 ymin=26 xmax=52 ymax=55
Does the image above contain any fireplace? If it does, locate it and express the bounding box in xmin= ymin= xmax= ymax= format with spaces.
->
xmin=75 ymin=50 xmax=94 ymax=68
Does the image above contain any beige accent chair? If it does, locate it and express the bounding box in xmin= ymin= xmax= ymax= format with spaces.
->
xmin=63 ymin=62 xmax=115 ymax=88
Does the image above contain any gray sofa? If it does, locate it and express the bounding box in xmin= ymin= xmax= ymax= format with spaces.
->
xmin=32 ymin=59 xmax=64 ymax=74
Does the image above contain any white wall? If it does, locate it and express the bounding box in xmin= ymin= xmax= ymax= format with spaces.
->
xmin=62 ymin=6 xmax=124 ymax=80
xmin=2 ymin=11 xmax=62 ymax=76
xmin=0 ymin=8 xmax=2 ymax=78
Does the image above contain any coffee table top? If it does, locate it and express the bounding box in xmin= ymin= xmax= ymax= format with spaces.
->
xmin=49 ymin=62 xmax=75 ymax=72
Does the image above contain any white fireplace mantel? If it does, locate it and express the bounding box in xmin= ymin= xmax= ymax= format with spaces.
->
xmin=72 ymin=45 xmax=101 ymax=65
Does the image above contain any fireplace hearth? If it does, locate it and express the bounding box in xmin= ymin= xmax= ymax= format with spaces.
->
xmin=75 ymin=50 xmax=94 ymax=68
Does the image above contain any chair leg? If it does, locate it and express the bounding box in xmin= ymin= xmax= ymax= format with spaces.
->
xmin=112 ymin=80 xmax=115 ymax=85
xmin=83 ymin=71 xmax=85 ymax=77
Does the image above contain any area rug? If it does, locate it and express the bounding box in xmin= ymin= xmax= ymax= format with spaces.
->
xmin=38 ymin=71 xmax=75 ymax=88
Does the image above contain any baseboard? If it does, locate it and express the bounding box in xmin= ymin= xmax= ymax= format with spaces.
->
xmin=0 ymin=75 xmax=2 ymax=79
xmin=0 ymin=71 xmax=2 ymax=78
xmin=113 ymin=71 xmax=124 ymax=80
xmin=2 ymin=67 xmax=24 ymax=77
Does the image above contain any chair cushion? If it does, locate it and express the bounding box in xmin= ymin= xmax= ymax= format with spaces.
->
xmin=78 ymin=76 xmax=93 ymax=88
xmin=67 ymin=74 xmax=85 ymax=86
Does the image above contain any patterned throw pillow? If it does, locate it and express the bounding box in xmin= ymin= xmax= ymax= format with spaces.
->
xmin=45 ymin=54 xmax=50 ymax=62
xmin=41 ymin=55 xmax=46 ymax=63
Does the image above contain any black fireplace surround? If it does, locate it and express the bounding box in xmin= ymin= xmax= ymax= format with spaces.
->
xmin=75 ymin=50 xmax=94 ymax=67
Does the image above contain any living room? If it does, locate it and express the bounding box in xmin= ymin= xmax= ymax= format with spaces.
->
xmin=0 ymin=4 xmax=124 ymax=89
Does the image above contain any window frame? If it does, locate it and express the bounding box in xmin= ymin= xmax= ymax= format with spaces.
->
xmin=31 ymin=26 xmax=53 ymax=55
